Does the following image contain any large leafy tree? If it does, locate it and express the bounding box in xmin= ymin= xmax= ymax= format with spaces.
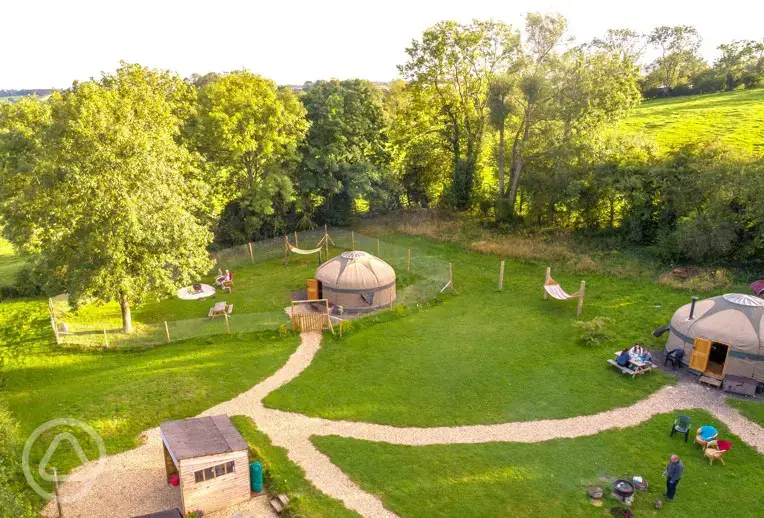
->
xmin=715 ymin=40 xmax=764 ymax=90
xmin=647 ymin=25 xmax=703 ymax=93
xmin=298 ymin=79 xmax=390 ymax=224
xmin=190 ymin=71 xmax=308 ymax=236
xmin=0 ymin=63 xmax=212 ymax=332
xmin=400 ymin=20 xmax=522 ymax=209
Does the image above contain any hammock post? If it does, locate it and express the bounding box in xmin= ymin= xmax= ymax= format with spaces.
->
xmin=294 ymin=231 xmax=299 ymax=248
xmin=248 ymin=242 xmax=254 ymax=263
xmin=407 ymin=248 xmax=411 ymax=272
xmin=577 ymin=280 xmax=586 ymax=316
xmin=544 ymin=267 xmax=551 ymax=299
xmin=498 ymin=260 xmax=505 ymax=290
xmin=449 ymin=262 xmax=453 ymax=290
xmin=376 ymin=238 xmax=380 ymax=257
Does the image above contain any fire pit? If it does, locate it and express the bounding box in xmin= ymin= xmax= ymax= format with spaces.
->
xmin=612 ymin=479 xmax=635 ymax=505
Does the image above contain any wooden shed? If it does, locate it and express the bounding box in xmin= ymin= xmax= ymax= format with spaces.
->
xmin=159 ymin=415 xmax=250 ymax=514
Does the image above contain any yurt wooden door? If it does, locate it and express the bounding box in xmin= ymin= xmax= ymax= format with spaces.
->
xmin=689 ymin=337 xmax=712 ymax=372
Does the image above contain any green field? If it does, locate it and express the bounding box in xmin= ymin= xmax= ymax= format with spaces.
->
xmin=727 ymin=399 xmax=764 ymax=428
xmin=264 ymin=235 xmax=733 ymax=426
xmin=0 ymin=236 xmax=25 ymax=289
xmin=620 ymin=88 xmax=764 ymax=154
xmin=314 ymin=410 xmax=764 ymax=517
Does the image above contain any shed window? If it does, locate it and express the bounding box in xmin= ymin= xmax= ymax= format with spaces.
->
xmin=194 ymin=461 xmax=236 ymax=484
xmin=203 ymin=467 xmax=214 ymax=480
xmin=215 ymin=464 xmax=225 ymax=477
xmin=226 ymin=461 xmax=235 ymax=473
xmin=194 ymin=471 xmax=204 ymax=483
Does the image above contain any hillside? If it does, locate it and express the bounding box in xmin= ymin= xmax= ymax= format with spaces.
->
xmin=620 ymin=88 xmax=764 ymax=154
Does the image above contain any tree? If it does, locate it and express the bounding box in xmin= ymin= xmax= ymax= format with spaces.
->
xmin=716 ymin=40 xmax=764 ymax=90
xmin=190 ymin=71 xmax=308 ymax=236
xmin=648 ymin=26 xmax=703 ymax=93
xmin=487 ymin=75 xmax=514 ymax=198
xmin=591 ymin=28 xmax=646 ymax=65
xmin=400 ymin=20 xmax=522 ymax=209
xmin=0 ymin=63 xmax=212 ymax=332
xmin=298 ymin=79 xmax=390 ymax=224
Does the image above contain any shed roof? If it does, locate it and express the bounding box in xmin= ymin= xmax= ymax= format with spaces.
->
xmin=159 ymin=415 xmax=247 ymax=460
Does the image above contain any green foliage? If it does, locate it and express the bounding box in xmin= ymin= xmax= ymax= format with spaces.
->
xmin=298 ymin=80 xmax=390 ymax=225
xmin=313 ymin=410 xmax=764 ymax=517
xmin=573 ymin=316 xmax=614 ymax=347
xmin=0 ymin=403 xmax=36 ymax=517
xmin=231 ymin=416 xmax=358 ymax=517
xmin=0 ymin=63 xmax=213 ymax=332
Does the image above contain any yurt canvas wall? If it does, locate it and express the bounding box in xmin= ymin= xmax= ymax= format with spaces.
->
xmin=666 ymin=294 xmax=764 ymax=382
xmin=316 ymin=251 xmax=396 ymax=312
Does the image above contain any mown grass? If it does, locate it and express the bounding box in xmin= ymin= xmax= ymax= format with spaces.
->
xmin=263 ymin=234 xmax=732 ymax=426
xmin=313 ymin=410 xmax=764 ymax=517
xmin=0 ymin=297 xmax=300 ymax=501
xmin=232 ymin=416 xmax=358 ymax=517
xmin=727 ymin=399 xmax=764 ymax=428
xmin=620 ymin=88 xmax=764 ymax=154
xmin=0 ymin=236 xmax=26 ymax=290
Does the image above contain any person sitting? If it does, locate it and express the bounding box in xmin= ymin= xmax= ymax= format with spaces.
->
xmin=214 ymin=268 xmax=225 ymax=286
xmin=221 ymin=270 xmax=233 ymax=292
xmin=630 ymin=344 xmax=653 ymax=363
xmin=616 ymin=348 xmax=632 ymax=369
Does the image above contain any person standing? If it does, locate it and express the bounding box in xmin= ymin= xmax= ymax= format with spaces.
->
xmin=664 ymin=454 xmax=684 ymax=501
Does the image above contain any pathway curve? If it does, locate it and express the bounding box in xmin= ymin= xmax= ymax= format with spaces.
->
xmin=46 ymin=332 xmax=764 ymax=518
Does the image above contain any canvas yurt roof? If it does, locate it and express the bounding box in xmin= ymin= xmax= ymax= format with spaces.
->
xmin=316 ymin=251 xmax=395 ymax=291
xmin=670 ymin=294 xmax=764 ymax=354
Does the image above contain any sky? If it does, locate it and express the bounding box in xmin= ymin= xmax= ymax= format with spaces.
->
xmin=2 ymin=0 xmax=764 ymax=89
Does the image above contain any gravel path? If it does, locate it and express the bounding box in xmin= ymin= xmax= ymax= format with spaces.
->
xmin=45 ymin=332 xmax=764 ymax=518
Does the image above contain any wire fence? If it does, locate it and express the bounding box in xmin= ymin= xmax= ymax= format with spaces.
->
xmin=49 ymin=229 xmax=452 ymax=349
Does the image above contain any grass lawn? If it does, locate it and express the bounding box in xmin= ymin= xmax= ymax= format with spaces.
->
xmin=727 ymin=399 xmax=764 ymax=428
xmin=620 ymin=88 xmax=764 ymax=154
xmin=313 ymin=410 xmax=764 ymax=517
xmin=0 ymin=236 xmax=26 ymax=290
xmin=263 ymin=235 xmax=728 ymax=426
xmin=0 ymin=297 xmax=300 ymax=500
xmin=232 ymin=416 xmax=358 ymax=517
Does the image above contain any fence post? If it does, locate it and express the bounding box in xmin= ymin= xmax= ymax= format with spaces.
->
xmin=324 ymin=224 xmax=330 ymax=259
xmin=224 ymin=313 xmax=230 ymax=334
xmin=295 ymin=231 xmax=299 ymax=248
xmin=544 ymin=267 xmax=551 ymax=300
xmin=407 ymin=248 xmax=411 ymax=272
xmin=498 ymin=260 xmax=505 ymax=290
xmin=352 ymin=231 xmax=355 ymax=251
xmin=248 ymin=242 xmax=254 ymax=263
xmin=164 ymin=321 xmax=171 ymax=343
xmin=376 ymin=238 xmax=380 ymax=257
xmin=284 ymin=236 xmax=289 ymax=265
xmin=449 ymin=262 xmax=453 ymax=290
xmin=577 ymin=280 xmax=586 ymax=317
xmin=49 ymin=298 xmax=60 ymax=344
xmin=53 ymin=468 xmax=64 ymax=518
xmin=102 ymin=325 xmax=109 ymax=347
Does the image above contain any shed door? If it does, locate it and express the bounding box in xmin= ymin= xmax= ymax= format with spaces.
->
xmin=689 ymin=337 xmax=712 ymax=372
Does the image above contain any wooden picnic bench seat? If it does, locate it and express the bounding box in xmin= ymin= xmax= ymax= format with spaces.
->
xmin=607 ymin=359 xmax=639 ymax=378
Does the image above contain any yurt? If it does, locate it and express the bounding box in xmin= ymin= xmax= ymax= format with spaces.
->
xmin=315 ymin=251 xmax=396 ymax=312
xmin=665 ymin=293 xmax=764 ymax=382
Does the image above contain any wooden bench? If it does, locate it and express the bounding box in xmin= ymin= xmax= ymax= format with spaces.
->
xmin=607 ymin=359 xmax=640 ymax=378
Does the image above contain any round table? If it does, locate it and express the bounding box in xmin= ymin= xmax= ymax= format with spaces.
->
xmin=177 ymin=284 xmax=216 ymax=300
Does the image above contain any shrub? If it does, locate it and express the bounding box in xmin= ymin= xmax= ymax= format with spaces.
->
xmin=573 ymin=317 xmax=614 ymax=348
xmin=671 ymin=215 xmax=737 ymax=264
xmin=658 ymin=268 xmax=731 ymax=292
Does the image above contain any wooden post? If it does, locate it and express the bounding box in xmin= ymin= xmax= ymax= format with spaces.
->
xmin=248 ymin=242 xmax=254 ymax=263
xmin=351 ymin=231 xmax=355 ymax=251
xmin=577 ymin=280 xmax=586 ymax=317
xmin=325 ymin=299 xmax=334 ymax=335
xmin=324 ymin=224 xmax=330 ymax=259
xmin=498 ymin=260 xmax=505 ymax=290
xmin=224 ymin=313 xmax=230 ymax=334
xmin=164 ymin=321 xmax=170 ymax=343
xmin=544 ymin=267 xmax=551 ymax=300
xmin=284 ymin=236 xmax=289 ymax=265
xmin=449 ymin=262 xmax=453 ymax=290
xmin=49 ymin=298 xmax=60 ymax=344
xmin=376 ymin=238 xmax=380 ymax=257
xmin=53 ymin=468 xmax=63 ymax=518
xmin=294 ymin=231 xmax=299 ymax=248
xmin=290 ymin=301 xmax=296 ymax=332
xmin=407 ymin=248 xmax=411 ymax=272
xmin=102 ymin=325 xmax=109 ymax=347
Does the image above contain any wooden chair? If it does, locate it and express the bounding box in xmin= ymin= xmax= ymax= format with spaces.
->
xmin=226 ymin=304 xmax=234 ymax=315
xmin=222 ymin=272 xmax=234 ymax=293
xmin=704 ymin=440 xmax=732 ymax=465
xmin=695 ymin=425 xmax=719 ymax=449
xmin=670 ymin=415 xmax=692 ymax=442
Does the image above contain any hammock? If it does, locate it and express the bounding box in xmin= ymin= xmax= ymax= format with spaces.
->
xmin=544 ymin=277 xmax=580 ymax=300
xmin=288 ymin=243 xmax=322 ymax=255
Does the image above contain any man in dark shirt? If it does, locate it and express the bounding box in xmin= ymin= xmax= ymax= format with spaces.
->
xmin=664 ymin=454 xmax=684 ymax=501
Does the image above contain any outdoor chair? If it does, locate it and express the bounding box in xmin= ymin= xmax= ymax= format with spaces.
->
xmin=670 ymin=415 xmax=692 ymax=442
xmin=704 ymin=440 xmax=732 ymax=465
xmin=226 ymin=303 xmax=234 ymax=315
xmin=664 ymin=349 xmax=685 ymax=370
xmin=695 ymin=425 xmax=719 ymax=449
xmin=223 ymin=272 xmax=234 ymax=293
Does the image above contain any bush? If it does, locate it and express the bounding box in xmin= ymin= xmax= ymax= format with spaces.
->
xmin=658 ymin=268 xmax=731 ymax=292
xmin=573 ymin=317 xmax=614 ymax=348
xmin=672 ymin=215 xmax=737 ymax=264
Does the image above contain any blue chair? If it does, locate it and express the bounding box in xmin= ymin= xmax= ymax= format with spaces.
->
xmin=695 ymin=425 xmax=719 ymax=448
xmin=670 ymin=415 xmax=692 ymax=442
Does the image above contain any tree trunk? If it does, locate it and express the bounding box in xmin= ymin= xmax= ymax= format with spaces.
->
xmin=120 ymin=293 xmax=134 ymax=333
xmin=498 ymin=124 xmax=505 ymax=197
xmin=508 ymin=161 xmax=523 ymax=215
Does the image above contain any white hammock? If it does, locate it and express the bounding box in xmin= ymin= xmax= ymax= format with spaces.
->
xmin=544 ymin=280 xmax=580 ymax=301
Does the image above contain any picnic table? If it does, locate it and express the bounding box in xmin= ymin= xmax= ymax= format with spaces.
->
xmin=608 ymin=351 xmax=655 ymax=378
xmin=208 ymin=301 xmax=232 ymax=319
